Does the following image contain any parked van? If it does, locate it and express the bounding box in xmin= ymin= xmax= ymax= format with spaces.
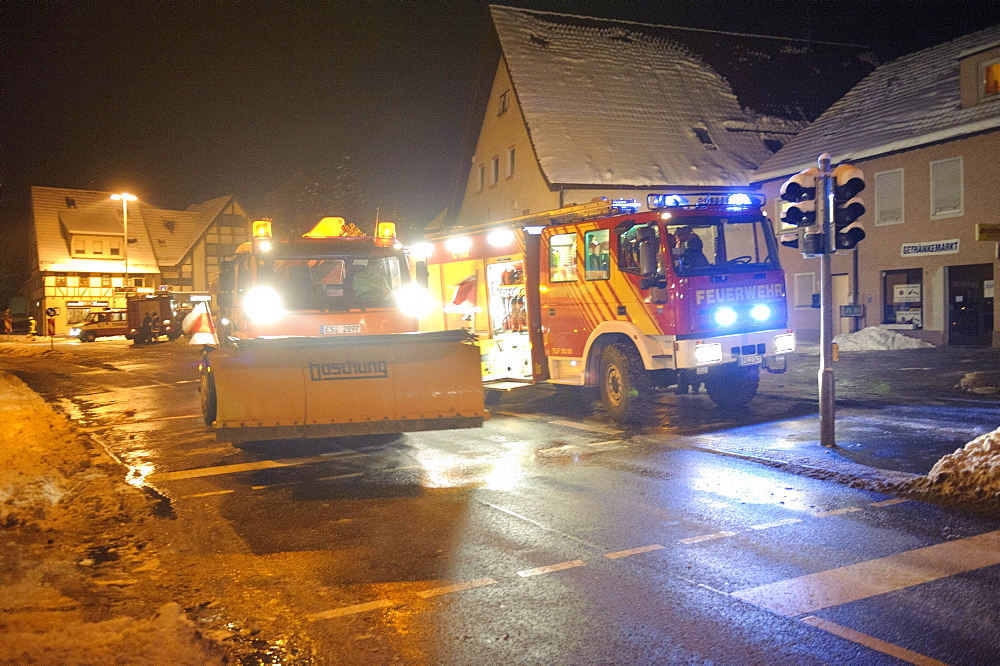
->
xmin=69 ymin=309 xmax=129 ymax=342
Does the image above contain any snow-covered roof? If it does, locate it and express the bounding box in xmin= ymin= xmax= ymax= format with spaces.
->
xmin=31 ymin=187 xmax=237 ymax=273
xmin=489 ymin=5 xmax=875 ymax=188
xmin=755 ymin=24 xmax=1000 ymax=182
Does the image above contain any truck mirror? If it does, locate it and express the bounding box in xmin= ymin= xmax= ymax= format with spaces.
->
xmin=415 ymin=260 xmax=429 ymax=288
xmin=637 ymin=226 xmax=657 ymax=277
xmin=219 ymin=259 xmax=236 ymax=292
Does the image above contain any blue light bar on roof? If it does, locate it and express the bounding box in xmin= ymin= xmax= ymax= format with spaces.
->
xmin=611 ymin=199 xmax=641 ymax=213
xmin=647 ymin=194 xmax=689 ymax=209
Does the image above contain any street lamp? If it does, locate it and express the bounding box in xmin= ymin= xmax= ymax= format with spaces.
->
xmin=111 ymin=193 xmax=137 ymax=304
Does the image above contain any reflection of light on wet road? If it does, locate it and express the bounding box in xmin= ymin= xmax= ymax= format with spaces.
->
xmin=412 ymin=442 xmax=531 ymax=490
xmin=482 ymin=453 xmax=523 ymax=491
xmin=126 ymin=462 xmax=155 ymax=487
xmin=690 ymin=466 xmax=812 ymax=511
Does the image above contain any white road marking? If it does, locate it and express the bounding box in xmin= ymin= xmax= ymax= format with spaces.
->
xmin=148 ymin=453 xmax=356 ymax=482
xmin=306 ymin=599 xmax=397 ymax=621
xmin=550 ymin=419 xmax=622 ymax=435
xmin=316 ymin=472 xmax=364 ymax=481
xmin=587 ymin=440 xmax=622 ymax=447
xmin=181 ymin=490 xmax=234 ymax=498
xmin=605 ymin=544 xmax=664 ymax=560
xmin=183 ymin=445 xmax=233 ymax=456
xmin=870 ymin=498 xmax=909 ymax=507
xmin=731 ymin=530 xmax=1000 ymax=616
xmin=801 ymin=616 xmax=948 ymax=666
xmin=680 ymin=531 xmax=737 ymax=544
xmin=416 ymin=578 xmax=497 ymax=599
xmin=383 ymin=465 xmax=423 ymax=472
xmin=517 ymin=560 xmax=587 ymax=577
xmin=537 ymin=445 xmax=578 ymax=454
xmin=812 ymin=507 xmax=863 ymax=518
xmin=749 ymin=518 xmax=803 ymax=530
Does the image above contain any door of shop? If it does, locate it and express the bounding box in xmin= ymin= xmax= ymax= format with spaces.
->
xmin=948 ymin=263 xmax=994 ymax=346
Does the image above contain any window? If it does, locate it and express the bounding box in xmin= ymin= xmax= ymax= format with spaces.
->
xmin=110 ymin=239 xmax=121 ymax=256
xmin=584 ymin=229 xmax=610 ymax=281
xmin=930 ymin=157 xmax=963 ymax=219
xmin=549 ymin=233 xmax=578 ymax=282
xmin=55 ymin=275 xmax=67 ymax=287
xmin=793 ymin=273 xmax=816 ymax=309
xmin=476 ymin=164 xmax=485 ymax=192
xmin=506 ymin=147 xmax=515 ymax=178
xmin=616 ymin=222 xmax=661 ymax=274
xmin=693 ymin=127 xmax=715 ymax=149
xmin=498 ymin=90 xmax=510 ymax=115
xmin=93 ymin=240 xmax=103 ymax=255
xmin=982 ymin=59 xmax=1000 ymax=99
xmin=101 ymin=275 xmax=112 ymax=287
xmin=491 ymin=156 xmax=499 ymax=185
xmin=73 ymin=238 xmax=85 ymax=255
xmin=874 ymin=169 xmax=904 ymax=226
xmin=883 ymin=268 xmax=923 ymax=328
xmin=763 ymin=138 xmax=784 ymax=154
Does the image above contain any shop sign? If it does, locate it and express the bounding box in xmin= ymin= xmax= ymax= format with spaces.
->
xmin=901 ymin=239 xmax=959 ymax=256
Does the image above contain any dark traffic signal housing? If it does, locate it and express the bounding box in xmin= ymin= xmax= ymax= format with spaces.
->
xmin=831 ymin=164 xmax=867 ymax=250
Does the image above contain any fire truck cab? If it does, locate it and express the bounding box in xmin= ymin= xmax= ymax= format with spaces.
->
xmin=418 ymin=194 xmax=795 ymax=422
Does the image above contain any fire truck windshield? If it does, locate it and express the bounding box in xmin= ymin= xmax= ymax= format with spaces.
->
xmin=667 ymin=215 xmax=778 ymax=276
xmin=259 ymin=255 xmax=402 ymax=311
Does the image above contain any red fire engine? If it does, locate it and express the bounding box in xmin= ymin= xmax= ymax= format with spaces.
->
xmin=415 ymin=194 xmax=795 ymax=422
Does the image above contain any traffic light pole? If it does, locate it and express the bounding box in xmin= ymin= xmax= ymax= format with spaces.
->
xmin=816 ymin=154 xmax=836 ymax=448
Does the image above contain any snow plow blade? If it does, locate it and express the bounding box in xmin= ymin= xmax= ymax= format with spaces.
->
xmin=205 ymin=330 xmax=487 ymax=443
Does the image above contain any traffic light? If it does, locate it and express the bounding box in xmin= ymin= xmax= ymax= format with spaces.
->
xmin=831 ymin=164 xmax=867 ymax=250
xmin=779 ymin=167 xmax=822 ymax=251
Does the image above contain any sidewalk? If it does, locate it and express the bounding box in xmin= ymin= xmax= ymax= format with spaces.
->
xmin=667 ymin=343 xmax=1000 ymax=504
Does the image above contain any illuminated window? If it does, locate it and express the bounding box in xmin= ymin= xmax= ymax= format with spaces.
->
xmin=982 ymin=59 xmax=1000 ymax=99
xmin=549 ymin=233 xmax=578 ymax=282
xmin=584 ymin=229 xmax=610 ymax=281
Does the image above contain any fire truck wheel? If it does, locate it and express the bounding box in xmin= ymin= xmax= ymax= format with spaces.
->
xmin=599 ymin=343 xmax=651 ymax=423
xmin=705 ymin=363 xmax=759 ymax=409
xmin=200 ymin=363 xmax=217 ymax=426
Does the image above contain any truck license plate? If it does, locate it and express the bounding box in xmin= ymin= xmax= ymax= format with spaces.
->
xmin=739 ymin=354 xmax=762 ymax=366
xmin=321 ymin=324 xmax=362 ymax=335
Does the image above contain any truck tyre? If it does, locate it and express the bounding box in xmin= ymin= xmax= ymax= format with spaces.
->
xmin=200 ymin=362 xmax=217 ymax=426
xmin=705 ymin=363 xmax=759 ymax=409
xmin=599 ymin=343 xmax=651 ymax=424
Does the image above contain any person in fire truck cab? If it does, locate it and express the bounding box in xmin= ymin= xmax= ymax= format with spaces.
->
xmin=677 ymin=227 xmax=709 ymax=268
xmin=352 ymin=260 xmax=392 ymax=304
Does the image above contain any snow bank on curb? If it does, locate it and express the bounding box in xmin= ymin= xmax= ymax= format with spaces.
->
xmin=910 ymin=426 xmax=1000 ymax=500
xmin=833 ymin=326 xmax=934 ymax=351
xmin=2 ymin=602 xmax=228 ymax=666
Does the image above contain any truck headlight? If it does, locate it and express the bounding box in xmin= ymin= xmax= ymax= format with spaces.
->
xmin=713 ymin=307 xmax=737 ymax=326
xmin=749 ymin=304 xmax=771 ymax=322
xmin=394 ymin=284 xmax=434 ymax=319
xmin=694 ymin=342 xmax=723 ymax=364
xmin=244 ymin=286 xmax=285 ymax=324
xmin=774 ymin=332 xmax=796 ymax=354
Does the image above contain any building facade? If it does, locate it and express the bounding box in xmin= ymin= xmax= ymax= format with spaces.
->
xmin=28 ymin=186 xmax=249 ymax=332
xmin=753 ymin=25 xmax=1000 ymax=347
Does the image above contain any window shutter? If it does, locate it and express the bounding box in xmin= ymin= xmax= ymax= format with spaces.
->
xmin=794 ymin=273 xmax=815 ymax=308
xmin=874 ymin=170 xmax=903 ymax=226
xmin=930 ymin=157 xmax=963 ymax=217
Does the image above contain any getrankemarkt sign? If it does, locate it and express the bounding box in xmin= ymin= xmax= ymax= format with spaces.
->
xmin=900 ymin=239 xmax=960 ymax=257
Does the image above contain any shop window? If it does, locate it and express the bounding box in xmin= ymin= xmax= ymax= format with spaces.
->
xmin=584 ymin=229 xmax=610 ymax=280
xmin=930 ymin=157 xmax=963 ymax=219
xmin=549 ymin=233 xmax=578 ymax=282
xmin=874 ymin=169 xmax=904 ymax=226
xmin=883 ymin=268 xmax=923 ymax=328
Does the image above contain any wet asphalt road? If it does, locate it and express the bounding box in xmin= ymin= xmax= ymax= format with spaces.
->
xmin=1 ymin=337 xmax=999 ymax=665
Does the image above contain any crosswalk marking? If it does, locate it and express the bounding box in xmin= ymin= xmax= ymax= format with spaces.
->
xmin=680 ymin=531 xmax=736 ymax=544
xmin=517 ymin=560 xmax=586 ymax=577
xmin=417 ymin=578 xmax=497 ymax=599
xmin=605 ymin=544 xmax=664 ymax=559
xmin=732 ymin=530 xmax=1000 ymax=616
xmin=801 ymin=616 xmax=948 ymax=666
xmin=305 ymin=599 xmax=396 ymax=622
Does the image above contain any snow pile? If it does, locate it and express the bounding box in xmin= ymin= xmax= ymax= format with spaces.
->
xmin=0 ymin=370 xmax=226 ymax=664
xmin=833 ymin=326 xmax=934 ymax=351
xmin=3 ymin=602 xmax=227 ymax=666
xmin=910 ymin=426 xmax=1000 ymax=500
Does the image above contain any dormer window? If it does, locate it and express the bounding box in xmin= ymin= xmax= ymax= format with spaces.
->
xmin=982 ymin=59 xmax=1000 ymax=100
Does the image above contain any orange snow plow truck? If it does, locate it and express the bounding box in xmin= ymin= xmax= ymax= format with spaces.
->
xmin=195 ymin=217 xmax=487 ymax=443
xmin=416 ymin=195 xmax=796 ymax=422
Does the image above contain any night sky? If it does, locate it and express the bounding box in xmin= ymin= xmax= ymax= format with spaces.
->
xmin=2 ymin=0 xmax=997 ymax=254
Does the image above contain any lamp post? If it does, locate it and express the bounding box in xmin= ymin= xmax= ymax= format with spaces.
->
xmin=111 ymin=193 xmax=137 ymax=306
